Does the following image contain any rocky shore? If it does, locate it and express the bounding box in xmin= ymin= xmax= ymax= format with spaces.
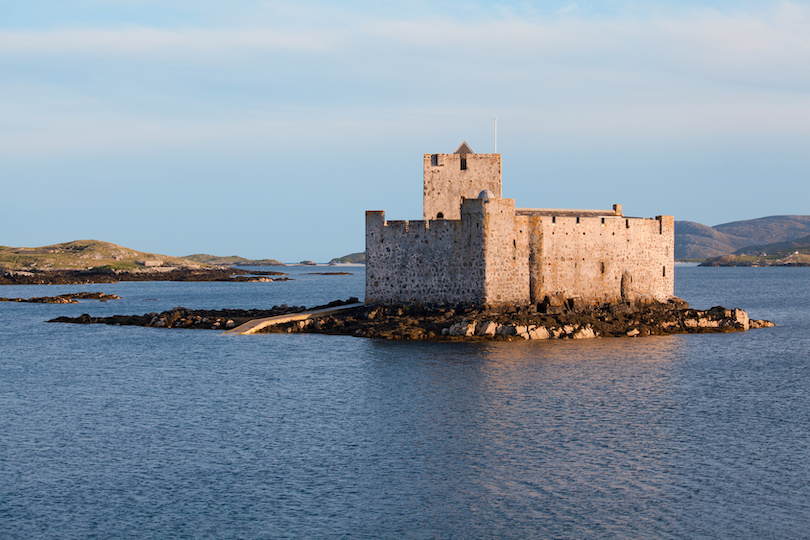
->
xmin=0 ymin=267 xmax=288 ymax=285
xmin=48 ymin=296 xmax=774 ymax=340
xmin=1 ymin=292 xmax=121 ymax=304
xmin=256 ymin=298 xmax=774 ymax=340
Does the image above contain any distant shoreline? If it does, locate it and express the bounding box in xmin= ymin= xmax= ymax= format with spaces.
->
xmin=0 ymin=267 xmax=288 ymax=285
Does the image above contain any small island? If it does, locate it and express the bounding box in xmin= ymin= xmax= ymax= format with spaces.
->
xmin=0 ymin=240 xmax=289 ymax=285
xmin=1 ymin=292 xmax=120 ymax=304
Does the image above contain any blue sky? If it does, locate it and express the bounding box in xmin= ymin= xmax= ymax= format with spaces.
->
xmin=2 ymin=1 xmax=808 ymax=261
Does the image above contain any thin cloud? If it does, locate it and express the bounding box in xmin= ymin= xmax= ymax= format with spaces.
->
xmin=0 ymin=27 xmax=338 ymax=57
xmin=3 ymin=3 xmax=808 ymax=81
xmin=0 ymin=1 xmax=808 ymax=158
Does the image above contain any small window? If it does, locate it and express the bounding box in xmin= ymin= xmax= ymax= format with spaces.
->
xmin=552 ymin=216 xmax=556 ymax=223
xmin=431 ymin=154 xmax=438 ymax=166
xmin=600 ymin=262 xmax=605 ymax=274
xmin=460 ymin=157 xmax=467 ymax=170
xmin=576 ymin=217 xmax=580 ymax=224
xmin=625 ymin=219 xmax=630 ymax=229
xmin=663 ymin=266 xmax=666 ymax=277
xmin=436 ymin=212 xmax=444 ymax=219
xmin=601 ymin=217 xmax=605 ymax=225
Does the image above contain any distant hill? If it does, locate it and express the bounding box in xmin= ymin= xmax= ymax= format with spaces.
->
xmin=329 ymin=252 xmax=365 ymax=264
xmin=734 ymin=233 xmax=810 ymax=257
xmin=674 ymin=221 xmax=750 ymax=260
xmin=183 ymin=254 xmax=284 ymax=266
xmin=0 ymin=240 xmax=205 ymax=270
xmin=701 ymin=233 xmax=810 ymax=266
xmin=675 ymin=215 xmax=810 ymax=260
xmin=714 ymin=216 xmax=810 ymax=245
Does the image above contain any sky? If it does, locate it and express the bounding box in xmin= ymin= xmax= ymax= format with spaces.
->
xmin=1 ymin=0 xmax=808 ymax=261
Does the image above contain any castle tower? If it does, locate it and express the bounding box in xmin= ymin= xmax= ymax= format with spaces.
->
xmin=423 ymin=142 xmax=502 ymax=221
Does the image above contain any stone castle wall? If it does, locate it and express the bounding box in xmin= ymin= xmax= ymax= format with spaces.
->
xmin=528 ymin=214 xmax=674 ymax=303
xmin=423 ymin=153 xmax=501 ymax=221
xmin=365 ymin=210 xmax=487 ymax=305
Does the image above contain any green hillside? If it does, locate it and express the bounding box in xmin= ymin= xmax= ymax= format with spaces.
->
xmin=329 ymin=252 xmax=365 ymax=264
xmin=701 ymin=234 xmax=810 ymax=266
xmin=0 ymin=240 xmax=205 ymax=271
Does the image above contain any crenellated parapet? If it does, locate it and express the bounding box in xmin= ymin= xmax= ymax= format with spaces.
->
xmin=365 ymin=210 xmax=486 ymax=305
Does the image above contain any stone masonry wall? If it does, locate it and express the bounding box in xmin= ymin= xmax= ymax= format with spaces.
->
xmin=528 ymin=214 xmax=674 ymax=304
xmin=423 ymin=153 xmax=501 ymax=221
xmin=476 ymin=198 xmax=531 ymax=305
xmin=366 ymin=205 xmax=673 ymax=307
xmin=365 ymin=210 xmax=487 ymax=305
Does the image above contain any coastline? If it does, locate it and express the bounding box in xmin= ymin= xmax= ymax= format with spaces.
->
xmin=0 ymin=267 xmax=288 ymax=285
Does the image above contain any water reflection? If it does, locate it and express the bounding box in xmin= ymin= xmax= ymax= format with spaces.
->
xmin=359 ymin=337 xmax=691 ymax=536
xmin=3 ymin=268 xmax=808 ymax=538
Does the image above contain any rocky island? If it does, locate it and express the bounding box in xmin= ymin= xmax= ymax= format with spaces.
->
xmin=49 ymin=296 xmax=774 ymax=341
xmin=36 ymin=144 xmax=778 ymax=341
xmin=254 ymin=298 xmax=774 ymax=340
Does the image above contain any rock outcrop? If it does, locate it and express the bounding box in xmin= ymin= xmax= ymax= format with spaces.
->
xmin=0 ymin=292 xmax=120 ymax=304
xmin=256 ymin=297 xmax=774 ymax=340
xmin=47 ymin=299 xmax=360 ymax=330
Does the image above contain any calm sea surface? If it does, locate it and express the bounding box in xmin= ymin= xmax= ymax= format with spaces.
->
xmin=1 ymin=266 xmax=808 ymax=538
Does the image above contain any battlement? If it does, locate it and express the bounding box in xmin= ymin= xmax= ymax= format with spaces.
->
xmin=365 ymin=207 xmax=485 ymax=305
xmin=519 ymin=211 xmax=671 ymax=229
xmin=365 ymin=211 xmax=463 ymax=233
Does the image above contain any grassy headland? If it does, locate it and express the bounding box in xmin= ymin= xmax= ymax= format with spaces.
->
xmin=0 ymin=240 xmax=202 ymax=271
xmin=0 ymin=240 xmax=288 ymax=285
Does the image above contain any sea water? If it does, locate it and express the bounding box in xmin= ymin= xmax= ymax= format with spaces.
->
xmin=1 ymin=265 xmax=808 ymax=538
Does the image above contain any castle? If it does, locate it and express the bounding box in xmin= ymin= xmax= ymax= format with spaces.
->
xmin=365 ymin=142 xmax=674 ymax=307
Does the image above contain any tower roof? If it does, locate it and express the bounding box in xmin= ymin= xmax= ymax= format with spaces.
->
xmin=454 ymin=141 xmax=474 ymax=156
xmin=478 ymin=189 xmax=496 ymax=201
